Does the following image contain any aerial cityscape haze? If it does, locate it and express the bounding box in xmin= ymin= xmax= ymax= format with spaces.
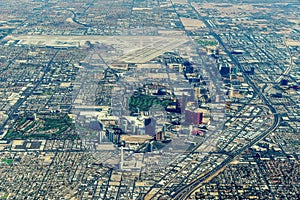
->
xmin=0 ymin=0 xmax=299 ymax=199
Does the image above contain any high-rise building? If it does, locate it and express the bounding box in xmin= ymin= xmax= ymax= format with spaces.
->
xmin=185 ymin=109 xmax=203 ymax=125
xmin=219 ymin=63 xmax=230 ymax=77
xmin=185 ymin=107 xmax=210 ymax=125
xmin=145 ymin=118 xmax=156 ymax=136
xmin=155 ymin=131 xmax=165 ymax=141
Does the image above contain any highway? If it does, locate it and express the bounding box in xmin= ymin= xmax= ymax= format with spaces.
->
xmin=172 ymin=111 xmax=280 ymax=200
xmin=142 ymin=3 xmax=281 ymax=198
xmin=275 ymin=37 xmax=295 ymax=83
xmin=168 ymin=3 xmax=281 ymax=199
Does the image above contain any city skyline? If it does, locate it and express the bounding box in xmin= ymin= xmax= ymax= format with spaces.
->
xmin=0 ymin=0 xmax=299 ymax=199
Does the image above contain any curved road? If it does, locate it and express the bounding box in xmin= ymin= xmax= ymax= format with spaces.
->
xmin=170 ymin=3 xmax=280 ymax=199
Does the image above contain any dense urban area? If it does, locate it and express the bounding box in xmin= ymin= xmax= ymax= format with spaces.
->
xmin=0 ymin=0 xmax=299 ymax=199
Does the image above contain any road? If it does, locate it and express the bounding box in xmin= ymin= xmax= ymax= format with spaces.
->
xmin=142 ymin=3 xmax=281 ymax=199
xmin=168 ymin=3 xmax=280 ymax=199
xmin=0 ymin=50 xmax=59 ymax=136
